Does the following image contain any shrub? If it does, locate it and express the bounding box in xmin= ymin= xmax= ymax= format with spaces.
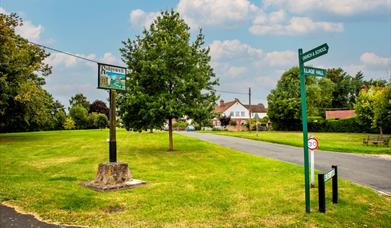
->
xmin=229 ymin=120 xmax=237 ymax=126
xmin=94 ymin=113 xmax=108 ymax=129
xmin=63 ymin=117 xmax=75 ymax=130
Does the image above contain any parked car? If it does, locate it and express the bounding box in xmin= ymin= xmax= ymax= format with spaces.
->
xmin=185 ymin=125 xmax=195 ymax=131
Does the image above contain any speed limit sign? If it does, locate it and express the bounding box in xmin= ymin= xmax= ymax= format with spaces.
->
xmin=308 ymin=137 xmax=318 ymax=150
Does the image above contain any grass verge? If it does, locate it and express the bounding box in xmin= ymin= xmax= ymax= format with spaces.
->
xmin=0 ymin=129 xmax=390 ymax=227
xmin=204 ymin=131 xmax=391 ymax=155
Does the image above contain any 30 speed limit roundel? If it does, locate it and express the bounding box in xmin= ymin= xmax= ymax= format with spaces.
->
xmin=308 ymin=137 xmax=318 ymax=150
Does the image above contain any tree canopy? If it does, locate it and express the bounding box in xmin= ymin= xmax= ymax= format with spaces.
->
xmin=0 ymin=13 xmax=64 ymax=132
xmin=119 ymin=10 xmax=218 ymax=151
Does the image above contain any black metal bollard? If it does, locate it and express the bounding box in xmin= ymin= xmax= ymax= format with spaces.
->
xmin=318 ymin=173 xmax=325 ymax=213
xmin=332 ymin=165 xmax=338 ymax=204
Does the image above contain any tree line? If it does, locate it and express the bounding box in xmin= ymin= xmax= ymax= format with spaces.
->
xmin=267 ymin=67 xmax=390 ymax=134
xmin=0 ymin=13 xmax=109 ymax=132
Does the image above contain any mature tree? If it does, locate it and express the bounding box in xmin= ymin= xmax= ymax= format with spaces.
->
xmin=219 ymin=115 xmax=231 ymax=128
xmin=89 ymin=99 xmax=109 ymax=117
xmin=119 ymin=10 xmax=218 ymax=151
xmin=267 ymin=67 xmax=321 ymax=130
xmin=0 ymin=13 xmax=55 ymax=132
xmin=355 ymin=86 xmax=391 ymax=135
xmin=69 ymin=104 xmax=89 ymax=129
xmin=69 ymin=93 xmax=90 ymax=111
xmin=326 ymin=68 xmax=355 ymax=109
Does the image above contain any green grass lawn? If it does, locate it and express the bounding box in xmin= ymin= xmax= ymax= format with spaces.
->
xmin=0 ymin=129 xmax=390 ymax=227
xmin=205 ymin=131 xmax=391 ymax=155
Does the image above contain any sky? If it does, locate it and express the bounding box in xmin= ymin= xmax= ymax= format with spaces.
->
xmin=1 ymin=0 xmax=390 ymax=107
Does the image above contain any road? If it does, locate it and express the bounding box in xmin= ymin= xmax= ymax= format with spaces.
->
xmin=178 ymin=132 xmax=391 ymax=195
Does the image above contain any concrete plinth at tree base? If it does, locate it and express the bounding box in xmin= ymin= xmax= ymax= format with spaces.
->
xmin=81 ymin=162 xmax=145 ymax=191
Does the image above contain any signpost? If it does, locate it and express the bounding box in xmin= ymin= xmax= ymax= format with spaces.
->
xmin=98 ymin=63 xmax=128 ymax=162
xmin=298 ymin=43 xmax=329 ymax=213
xmin=82 ymin=63 xmax=146 ymax=191
xmin=308 ymin=137 xmax=318 ymax=188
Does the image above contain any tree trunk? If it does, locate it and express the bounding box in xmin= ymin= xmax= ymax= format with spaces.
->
xmin=379 ymin=127 xmax=383 ymax=138
xmin=168 ymin=118 xmax=173 ymax=151
xmin=149 ymin=128 xmax=153 ymax=133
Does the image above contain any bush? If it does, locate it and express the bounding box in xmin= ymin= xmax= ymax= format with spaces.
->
xmin=308 ymin=117 xmax=377 ymax=133
xmin=229 ymin=120 xmax=237 ymax=126
xmin=95 ymin=113 xmax=108 ymax=129
xmin=63 ymin=117 xmax=75 ymax=130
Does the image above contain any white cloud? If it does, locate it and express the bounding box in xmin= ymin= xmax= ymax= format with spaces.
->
xmin=265 ymin=51 xmax=296 ymax=66
xmin=360 ymin=52 xmax=391 ymax=66
xmin=209 ymin=39 xmax=263 ymax=61
xmin=100 ymin=52 xmax=117 ymax=65
xmin=1 ymin=7 xmax=44 ymax=42
xmin=45 ymin=52 xmax=118 ymax=70
xmin=177 ymin=0 xmax=259 ymax=29
xmin=16 ymin=20 xmax=43 ymax=42
xmin=262 ymin=0 xmax=390 ymax=16
xmin=250 ymin=13 xmax=343 ymax=35
xmin=227 ymin=66 xmax=247 ymax=78
xmin=129 ymin=9 xmax=160 ymax=28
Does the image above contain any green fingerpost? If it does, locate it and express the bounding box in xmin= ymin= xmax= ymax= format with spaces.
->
xmin=298 ymin=43 xmax=329 ymax=213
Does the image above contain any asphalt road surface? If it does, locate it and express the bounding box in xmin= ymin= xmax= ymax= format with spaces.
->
xmin=178 ymin=132 xmax=391 ymax=195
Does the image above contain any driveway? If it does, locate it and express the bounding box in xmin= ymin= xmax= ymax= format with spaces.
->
xmin=178 ymin=132 xmax=391 ymax=195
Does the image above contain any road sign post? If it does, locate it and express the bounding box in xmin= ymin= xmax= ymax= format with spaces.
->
xmin=298 ymin=43 xmax=329 ymax=213
xmin=308 ymin=137 xmax=318 ymax=188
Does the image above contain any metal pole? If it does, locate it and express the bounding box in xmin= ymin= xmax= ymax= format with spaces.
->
xmin=299 ymin=48 xmax=311 ymax=213
xmin=109 ymin=89 xmax=117 ymax=162
xmin=318 ymin=173 xmax=325 ymax=213
xmin=332 ymin=165 xmax=338 ymax=204
xmin=249 ymin=87 xmax=252 ymax=131
xmin=311 ymin=150 xmax=315 ymax=187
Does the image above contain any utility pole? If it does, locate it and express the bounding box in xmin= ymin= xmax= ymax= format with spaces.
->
xmin=249 ymin=87 xmax=252 ymax=131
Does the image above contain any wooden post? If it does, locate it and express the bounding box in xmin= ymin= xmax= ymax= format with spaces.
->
xmin=109 ymin=89 xmax=117 ymax=162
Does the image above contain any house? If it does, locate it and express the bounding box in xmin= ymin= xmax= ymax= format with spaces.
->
xmin=325 ymin=110 xmax=356 ymax=120
xmin=213 ymin=98 xmax=267 ymax=126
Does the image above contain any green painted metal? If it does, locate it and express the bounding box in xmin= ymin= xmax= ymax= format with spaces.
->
xmin=304 ymin=66 xmax=326 ymax=77
xmin=301 ymin=43 xmax=328 ymax=63
xmin=298 ymin=48 xmax=311 ymax=213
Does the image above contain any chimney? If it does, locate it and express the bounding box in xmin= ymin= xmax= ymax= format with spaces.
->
xmin=219 ymin=99 xmax=224 ymax=106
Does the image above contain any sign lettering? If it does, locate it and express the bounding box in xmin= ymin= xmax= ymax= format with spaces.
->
xmin=301 ymin=43 xmax=329 ymax=63
xmin=304 ymin=67 xmax=326 ymax=77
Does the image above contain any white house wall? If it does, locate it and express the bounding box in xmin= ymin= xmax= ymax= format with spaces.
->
xmin=224 ymin=102 xmax=249 ymax=119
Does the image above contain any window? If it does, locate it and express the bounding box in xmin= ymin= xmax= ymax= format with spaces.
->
xmin=235 ymin=111 xmax=239 ymax=117
xmin=241 ymin=111 xmax=245 ymax=117
xmin=230 ymin=111 xmax=234 ymax=117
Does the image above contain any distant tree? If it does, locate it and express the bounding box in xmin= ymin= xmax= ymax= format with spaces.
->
xmin=119 ymin=10 xmax=218 ymax=151
xmin=69 ymin=93 xmax=90 ymax=111
xmin=355 ymin=86 xmax=391 ymax=135
xmin=94 ymin=113 xmax=108 ymax=129
xmin=69 ymin=104 xmax=89 ymax=129
xmin=219 ymin=115 xmax=231 ymax=128
xmin=0 ymin=13 xmax=53 ymax=132
xmin=89 ymin=100 xmax=109 ymax=117
xmin=267 ymin=67 xmax=327 ymax=130
xmin=326 ymin=68 xmax=355 ymax=109
xmin=63 ymin=117 xmax=75 ymax=130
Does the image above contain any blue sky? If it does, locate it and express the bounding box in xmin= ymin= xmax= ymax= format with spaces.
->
xmin=1 ymin=0 xmax=390 ymax=107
